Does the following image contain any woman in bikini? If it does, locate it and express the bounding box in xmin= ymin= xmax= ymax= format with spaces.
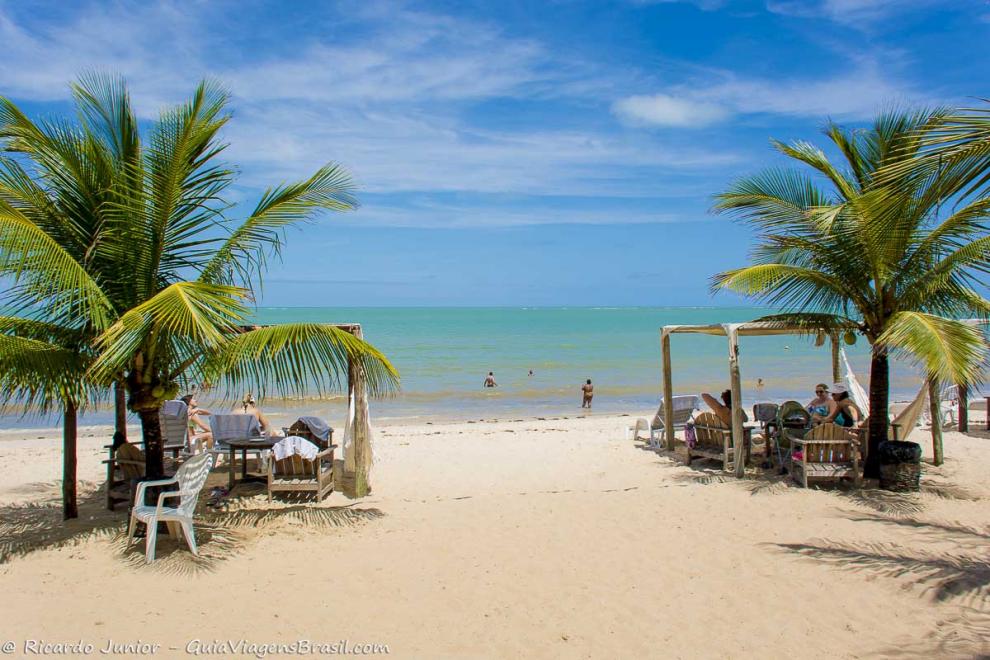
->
xmin=807 ymin=383 xmax=836 ymax=424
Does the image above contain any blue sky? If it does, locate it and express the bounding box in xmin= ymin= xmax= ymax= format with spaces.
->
xmin=1 ymin=0 xmax=987 ymax=306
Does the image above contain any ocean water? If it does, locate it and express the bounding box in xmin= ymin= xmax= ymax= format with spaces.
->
xmin=1 ymin=306 xmax=932 ymax=429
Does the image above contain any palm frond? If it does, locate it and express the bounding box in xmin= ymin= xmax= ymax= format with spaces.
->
xmin=0 ymin=334 xmax=88 ymax=411
xmin=199 ymin=162 xmax=358 ymax=290
xmin=772 ymin=138 xmax=857 ymax=198
xmin=0 ymin=203 xmax=112 ymax=330
xmin=89 ymin=281 xmax=247 ymax=384
xmin=877 ymin=312 xmax=988 ymax=384
xmin=199 ymin=323 xmax=399 ymax=399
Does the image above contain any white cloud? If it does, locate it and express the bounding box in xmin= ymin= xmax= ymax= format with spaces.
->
xmin=613 ymin=60 xmax=920 ymax=127
xmin=0 ymin=0 xmax=739 ymax=213
xmin=766 ymin=0 xmax=942 ymax=24
xmin=612 ymin=93 xmax=730 ymax=127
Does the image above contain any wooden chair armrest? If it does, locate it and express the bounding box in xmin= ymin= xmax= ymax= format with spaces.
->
xmin=316 ymin=447 xmax=336 ymax=459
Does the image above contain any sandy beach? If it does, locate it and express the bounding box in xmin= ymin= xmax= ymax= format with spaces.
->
xmin=1 ymin=413 xmax=988 ymax=659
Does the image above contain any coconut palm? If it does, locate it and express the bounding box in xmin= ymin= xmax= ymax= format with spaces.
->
xmin=0 ymin=319 xmax=93 ymax=519
xmin=712 ymin=109 xmax=990 ymax=477
xmin=0 ymin=75 xmax=399 ymax=481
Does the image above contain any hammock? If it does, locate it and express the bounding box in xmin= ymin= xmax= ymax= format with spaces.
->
xmin=840 ymin=348 xmax=929 ymax=439
xmin=840 ymin=349 xmax=871 ymax=415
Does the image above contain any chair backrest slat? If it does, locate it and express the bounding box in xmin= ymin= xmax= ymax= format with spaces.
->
xmin=160 ymin=400 xmax=189 ymax=451
xmin=175 ymin=452 xmax=213 ymax=516
xmin=653 ymin=395 xmax=700 ymax=430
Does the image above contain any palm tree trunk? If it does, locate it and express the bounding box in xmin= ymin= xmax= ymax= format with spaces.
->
xmin=114 ymin=380 xmax=127 ymax=440
xmin=62 ymin=400 xmax=78 ymax=520
xmin=139 ymin=408 xmax=165 ymax=479
xmin=864 ymin=347 xmax=889 ymax=479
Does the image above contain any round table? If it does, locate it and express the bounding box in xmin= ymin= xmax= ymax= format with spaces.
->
xmin=224 ymin=437 xmax=278 ymax=490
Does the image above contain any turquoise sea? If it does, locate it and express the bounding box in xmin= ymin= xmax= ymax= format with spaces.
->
xmin=0 ymin=306 xmax=934 ymax=430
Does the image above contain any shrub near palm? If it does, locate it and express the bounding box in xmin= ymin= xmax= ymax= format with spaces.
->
xmin=0 ymin=76 xmax=398 ymax=481
xmin=712 ymin=110 xmax=990 ymax=477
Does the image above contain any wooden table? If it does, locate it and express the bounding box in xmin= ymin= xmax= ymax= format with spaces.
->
xmin=225 ymin=437 xmax=278 ymax=490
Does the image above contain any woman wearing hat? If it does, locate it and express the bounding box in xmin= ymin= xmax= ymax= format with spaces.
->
xmin=821 ymin=383 xmax=863 ymax=428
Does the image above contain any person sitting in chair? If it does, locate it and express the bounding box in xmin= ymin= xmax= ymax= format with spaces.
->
xmin=701 ymin=389 xmax=748 ymax=427
xmin=181 ymin=394 xmax=213 ymax=449
xmin=807 ymin=383 xmax=837 ymax=423
xmin=821 ymin=384 xmax=863 ymax=427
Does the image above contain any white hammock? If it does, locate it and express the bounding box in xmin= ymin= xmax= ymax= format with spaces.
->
xmin=840 ymin=348 xmax=931 ymax=438
xmin=840 ymin=348 xmax=871 ymax=415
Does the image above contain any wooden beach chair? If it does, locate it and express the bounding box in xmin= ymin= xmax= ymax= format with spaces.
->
xmin=104 ymin=441 xmax=146 ymax=510
xmin=267 ymin=437 xmax=336 ymax=502
xmin=284 ymin=416 xmax=334 ymax=450
xmin=686 ymin=411 xmax=741 ymax=472
xmin=790 ymin=422 xmax=861 ymax=488
xmin=628 ymin=395 xmax=699 ymax=448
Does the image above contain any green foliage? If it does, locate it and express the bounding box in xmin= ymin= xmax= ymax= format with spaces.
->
xmin=712 ymin=108 xmax=990 ymax=386
xmin=0 ymin=75 xmax=399 ymax=426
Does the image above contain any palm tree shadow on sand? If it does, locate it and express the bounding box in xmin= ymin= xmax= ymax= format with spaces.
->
xmin=1 ymin=482 xmax=385 ymax=576
xmin=771 ymin=512 xmax=990 ymax=658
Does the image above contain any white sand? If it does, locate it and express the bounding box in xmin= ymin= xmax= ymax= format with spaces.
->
xmin=1 ymin=414 xmax=988 ymax=659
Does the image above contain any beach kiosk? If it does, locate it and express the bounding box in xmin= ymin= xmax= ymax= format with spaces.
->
xmin=659 ymin=321 xmax=855 ymax=478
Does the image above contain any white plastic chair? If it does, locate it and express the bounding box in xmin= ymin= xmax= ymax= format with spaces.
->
xmin=627 ymin=395 xmax=699 ymax=448
xmin=126 ymin=451 xmax=213 ymax=563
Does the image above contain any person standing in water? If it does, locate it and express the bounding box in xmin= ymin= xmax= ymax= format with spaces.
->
xmin=484 ymin=372 xmax=497 ymax=388
xmin=581 ymin=379 xmax=594 ymax=408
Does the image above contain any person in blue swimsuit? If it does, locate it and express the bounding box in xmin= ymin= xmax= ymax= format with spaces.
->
xmin=806 ymin=383 xmax=835 ymax=423
xmin=822 ymin=384 xmax=863 ymax=427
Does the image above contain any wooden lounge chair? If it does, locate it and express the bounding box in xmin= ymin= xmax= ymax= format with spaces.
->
xmin=284 ymin=417 xmax=334 ymax=450
xmin=790 ymin=422 xmax=861 ymax=488
xmin=104 ymin=441 xmax=146 ymax=510
xmin=267 ymin=439 xmax=336 ymax=502
xmin=628 ymin=395 xmax=699 ymax=448
xmin=687 ymin=411 xmax=741 ymax=471
xmin=127 ymin=452 xmax=213 ymax=563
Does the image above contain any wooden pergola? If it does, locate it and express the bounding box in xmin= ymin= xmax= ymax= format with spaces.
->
xmin=241 ymin=323 xmax=375 ymax=497
xmin=659 ymin=321 xmax=855 ymax=478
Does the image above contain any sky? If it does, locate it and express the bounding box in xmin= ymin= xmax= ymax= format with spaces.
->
xmin=0 ymin=0 xmax=987 ymax=306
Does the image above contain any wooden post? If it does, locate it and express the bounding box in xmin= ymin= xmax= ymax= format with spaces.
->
xmin=343 ymin=324 xmax=372 ymax=497
xmin=830 ymin=333 xmax=841 ymax=384
xmin=62 ymin=399 xmax=78 ymax=520
xmin=928 ymin=378 xmax=944 ymax=466
xmin=114 ymin=381 xmax=128 ymax=441
xmin=727 ymin=326 xmax=745 ymax=478
xmin=957 ymin=383 xmax=968 ymax=433
xmin=661 ymin=330 xmax=675 ymax=452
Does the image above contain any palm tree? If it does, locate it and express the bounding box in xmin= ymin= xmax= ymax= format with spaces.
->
xmin=0 ymin=75 xmax=399 ymax=481
xmin=712 ymin=109 xmax=990 ymax=477
xmin=0 ymin=319 xmax=92 ymax=519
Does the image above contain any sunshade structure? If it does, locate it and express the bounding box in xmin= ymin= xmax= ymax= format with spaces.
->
xmin=239 ymin=323 xmax=375 ymax=497
xmin=659 ymin=321 xmax=858 ymax=478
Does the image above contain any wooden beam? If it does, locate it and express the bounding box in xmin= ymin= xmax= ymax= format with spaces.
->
xmin=727 ymin=326 xmax=745 ymax=478
xmin=661 ymin=331 xmax=675 ymax=452
xmin=929 ymin=378 xmax=944 ymax=466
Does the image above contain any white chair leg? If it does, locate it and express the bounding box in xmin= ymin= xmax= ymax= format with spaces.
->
xmin=126 ymin=515 xmax=138 ymax=544
xmin=180 ymin=521 xmax=198 ymax=556
xmin=144 ymin=520 xmax=158 ymax=563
